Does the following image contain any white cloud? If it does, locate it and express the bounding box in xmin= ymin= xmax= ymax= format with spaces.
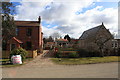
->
xmin=14 ymin=0 xmax=118 ymax=38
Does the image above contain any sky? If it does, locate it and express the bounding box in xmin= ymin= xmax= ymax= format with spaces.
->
xmin=10 ymin=0 xmax=119 ymax=39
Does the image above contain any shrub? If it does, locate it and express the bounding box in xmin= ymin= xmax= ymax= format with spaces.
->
xmin=77 ymin=49 xmax=101 ymax=57
xmin=10 ymin=48 xmax=28 ymax=61
xmin=57 ymin=47 xmax=77 ymax=51
xmin=88 ymin=51 xmax=101 ymax=57
xmin=55 ymin=50 xmax=62 ymax=58
xmin=68 ymin=52 xmax=79 ymax=58
xmin=77 ymin=49 xmax=89 ymax=57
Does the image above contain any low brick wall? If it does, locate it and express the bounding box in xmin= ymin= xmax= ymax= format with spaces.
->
xmin=27 ymin=50 xmax=38 ymax=58
xmin=1 ymin=50 xmax=38 ymax=59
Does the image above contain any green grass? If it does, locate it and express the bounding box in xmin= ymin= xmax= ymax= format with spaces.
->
xmin=51 ymin=56 xmax=120 ymax=65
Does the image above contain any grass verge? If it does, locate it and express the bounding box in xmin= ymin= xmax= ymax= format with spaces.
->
xmin=51 ymin=56 xmax=119 ymax=65
xmin=1 ymin=58 xmax=33 ymax=68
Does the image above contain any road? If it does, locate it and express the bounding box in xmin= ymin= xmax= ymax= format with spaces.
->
xmin=2 ymin=53 xmax=118 ymax=78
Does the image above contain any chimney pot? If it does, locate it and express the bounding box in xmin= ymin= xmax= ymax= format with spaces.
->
xmin=38 ymin=16 xmax=41 ymax=23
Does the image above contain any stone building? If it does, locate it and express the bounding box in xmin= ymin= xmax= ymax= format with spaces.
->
xmin=78 ymin=23 xmax=113 ymax=54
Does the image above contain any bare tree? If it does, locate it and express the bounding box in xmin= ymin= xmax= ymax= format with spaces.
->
xmin=95 ymin=37 xmax=112 ymax=57
xmin=51 ymin=32 xmax=61 ymax=40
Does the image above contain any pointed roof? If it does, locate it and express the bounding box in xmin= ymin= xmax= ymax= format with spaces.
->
xmin=79 ymin=23 xmax=105 ymax=40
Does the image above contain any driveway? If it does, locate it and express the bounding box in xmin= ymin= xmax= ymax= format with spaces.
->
xmin=2 ymin=53 xmax=118 ymax=78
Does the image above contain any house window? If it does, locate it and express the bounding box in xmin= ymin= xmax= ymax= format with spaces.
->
xmin=16 ymin=28 xmax=19 ymax=36
xmin=115 ymin=43 xmax=118 ymax=48
xmin=26 ymin=41 xmax=32 ymax=50
xmin=26 ymin=28 xmax=32 ymax=36
xmin=112 ymin=43 xmax=114 ymax=48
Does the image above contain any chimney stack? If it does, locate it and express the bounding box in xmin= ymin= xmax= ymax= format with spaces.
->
xmin=38 ymin=16 xmax=41 ymax=23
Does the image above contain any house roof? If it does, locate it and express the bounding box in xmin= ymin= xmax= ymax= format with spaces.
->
xmin=15 ymin=21 xmax=40 ymax=26
xmin=46 ymin=42 xmax=55 ymax=45
xmin=12 ymin=37 xmax=23 ymax=43
xmin=79 ymin=23 xmax=105 ymax=40
xmin=56 ymin=39 xmax=68 ymax=42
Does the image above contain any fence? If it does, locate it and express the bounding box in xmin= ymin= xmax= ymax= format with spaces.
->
xmin=1 ymin=50 xmax=38 ymax=59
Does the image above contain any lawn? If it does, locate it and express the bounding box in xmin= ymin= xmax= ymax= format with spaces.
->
xmin=51 ymin=56 xmax=119 ymax=65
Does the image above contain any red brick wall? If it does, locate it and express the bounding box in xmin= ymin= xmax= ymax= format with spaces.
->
xmin=16 ymin=26 xmax=42 ymax=50
xmin=7 ymin=38 xmax=20 ymax=51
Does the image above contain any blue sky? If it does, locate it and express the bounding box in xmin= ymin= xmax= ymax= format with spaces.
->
xmin=76 ymin=2 xmax=118 ymax=14
xmin=10 ymin=0 xmax=119 ymax=38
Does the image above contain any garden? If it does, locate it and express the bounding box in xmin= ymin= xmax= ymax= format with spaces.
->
xmin=51 ymin=47 xmax=120 ymax=65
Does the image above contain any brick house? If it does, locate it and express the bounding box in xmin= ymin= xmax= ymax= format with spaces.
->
xmin=78 ymin=23 xmax=114 ymax=54
xmin=55 ymin=39 xmax=69 ymax=47
xmin=44 ymin=42 xmax=55 ymax=50
xmin=6 ymin=16 xmax=43 ymax=53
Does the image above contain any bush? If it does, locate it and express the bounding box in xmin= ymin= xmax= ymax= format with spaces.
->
xmin=54 ymin=50 xmax=62 ymax=58
xmin=57 ymin=47 xmax=77 ymax=51
xmin=88 ymin=51 xmax=101 ymax=57
xmin=10 ymin=48 xmax=28 ymax=61
xmin=77 ymin=49 xmax=89 ymax=57
xmin=68 ymin=52 xmax=79 ymax=58
xmin=54 ymin=51 xmax=79 ymax=58
xmin=77 ymin=49 xmax=101 ymax=57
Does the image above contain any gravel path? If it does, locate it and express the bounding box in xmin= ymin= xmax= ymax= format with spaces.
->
xmin=2 ymin=52 xmax=119 ymax=78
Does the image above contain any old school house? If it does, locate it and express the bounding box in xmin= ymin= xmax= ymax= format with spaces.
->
xmin=2 ymin=16 xmax=43 ymax=58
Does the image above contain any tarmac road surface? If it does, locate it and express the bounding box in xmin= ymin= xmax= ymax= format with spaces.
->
xmin=2 ymin=53 xmax=119 ymax=78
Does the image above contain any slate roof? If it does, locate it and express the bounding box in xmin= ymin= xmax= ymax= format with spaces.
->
xmin=15 ymin=21 xmax=40 ymax=26
xmin=79 ymin=23 xmax=105 ymax=40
